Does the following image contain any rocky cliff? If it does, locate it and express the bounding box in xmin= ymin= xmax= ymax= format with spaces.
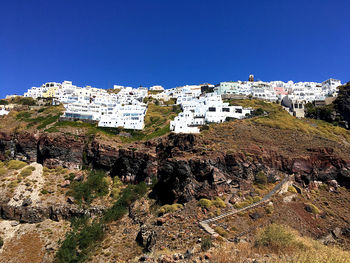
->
xmin=1 ymin=130 xmax=350 ymax=204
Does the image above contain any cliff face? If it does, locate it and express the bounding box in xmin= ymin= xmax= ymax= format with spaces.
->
xmin=334 ymin=82 xmax=350 ymax=128
xmin=1 ymin=131 xmax=350 ymax=203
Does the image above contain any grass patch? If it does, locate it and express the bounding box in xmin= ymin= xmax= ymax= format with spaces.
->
xmin=0 ymin=167 xmax=7 ymax=176
xmin=120 ymin=103 xmax=180 ymax=142
xmin=7 ymin=160 xmax=27 ymax=170
xmin=19 ymin=166 xmax=35 ymax=177
xmin=16 ymin=111 xmax=32 ymax=120
xmin=255 ymin=224 xmax=300 ymax=252
xmin=229 ymin=99 xmax=350 ymax=143
xmin=158 ymin=203 xmax=183 ymax=215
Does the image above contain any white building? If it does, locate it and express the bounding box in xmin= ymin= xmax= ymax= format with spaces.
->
xmin=149 ymin=92 xmax=171 ymax=102
xmin=24 ymin=81 xmax=149 ymax=130
xmin=0 ymin=107 xmax=9 ymax=116
xmin=149 ymin=85 xmax=165 ymax=91
xmin=170 ymin=93 xmax=252 ymax=133
xmin=99 ymin=103 xmax=147 ymax=130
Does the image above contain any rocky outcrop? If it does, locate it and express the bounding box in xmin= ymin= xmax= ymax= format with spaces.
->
xmin=1 ymin=131 xmax=350 ymax=203
xmin=0 ymin=203 xmax=104 ymax=223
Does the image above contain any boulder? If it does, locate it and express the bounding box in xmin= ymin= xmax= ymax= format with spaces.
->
xmin=136 ymin=224 xmax=157 ymax=252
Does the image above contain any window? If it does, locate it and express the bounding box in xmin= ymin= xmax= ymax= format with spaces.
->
xmin=208 ymin=107 xmax=216 ymax=112
xmin=235 ymin=109 xmax=242 ymax=113
xmin=222 ymin=108 xmax=230 ymax=112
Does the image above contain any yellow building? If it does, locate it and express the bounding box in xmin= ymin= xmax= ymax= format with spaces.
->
xmin=42 ymin=87 xmax=59 ymax=98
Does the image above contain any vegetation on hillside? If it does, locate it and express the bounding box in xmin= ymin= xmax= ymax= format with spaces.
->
xmin=67 ymin=170 xmax=109 ymax=205
xmin=56 ymin=182 xmax=148 ymax=263
xmin=119 ymin=103 xmax=181 ymax=142
xmin=210 ymin=223 xmax=350 ymax=262
xmin=228 ymin=99 xmax=350 ymax=143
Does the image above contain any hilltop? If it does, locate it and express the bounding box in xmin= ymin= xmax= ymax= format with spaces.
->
xmin=1 ymin=95 xmax=350 ymax=262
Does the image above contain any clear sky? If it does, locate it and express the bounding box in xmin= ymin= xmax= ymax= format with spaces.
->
xmin=0 ymin=0 xmax=349 ymax=98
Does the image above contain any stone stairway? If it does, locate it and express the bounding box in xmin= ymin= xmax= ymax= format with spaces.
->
xmin=199 ymin=175 xmax=293 ymax=236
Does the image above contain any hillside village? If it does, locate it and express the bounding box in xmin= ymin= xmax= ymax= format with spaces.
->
xmin=0 ymin=75 xmax=342 ymax=134
xmin=1 ymin=80 xmax=350 ymax=263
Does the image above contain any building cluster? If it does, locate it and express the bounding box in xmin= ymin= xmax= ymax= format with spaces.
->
xmin=215 ymin=78 xmax=341 ymax=102
xmin=16 ymin=76 xmax=343 ymax=132
xmin=170 ymin=93 xmax=252 ymax=133
xmin=215 ymin=77 xmax=342 ymax=118
xmin=24 ymin=81 xmax=148 ymax=130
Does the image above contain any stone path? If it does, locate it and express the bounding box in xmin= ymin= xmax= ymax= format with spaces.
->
xmin=199 ymin=175 xmax=292 ymax=237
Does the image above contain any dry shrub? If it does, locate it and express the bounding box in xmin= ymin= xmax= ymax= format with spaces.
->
xmin=211 ymin=223 xmax=350 ymax=263
xmin=214 ymin=226 xmax=228 ymax=238
xmin=211 ymin=242 xmax=256 ymax=263
xmin=255 ymin=224 xmax=303 ymax=253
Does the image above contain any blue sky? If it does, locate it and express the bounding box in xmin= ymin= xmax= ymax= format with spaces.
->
xmin=0 ymin=0 xmax=349 ymax=98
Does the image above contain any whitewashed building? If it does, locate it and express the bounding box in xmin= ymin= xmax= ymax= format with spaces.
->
xmin=0 ymin=107 xmax=9 ymax=116
xmin=170 ymin=93 xmax=252 ymax=133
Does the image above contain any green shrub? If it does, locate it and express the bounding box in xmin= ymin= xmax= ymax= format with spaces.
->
xmin=0 ymin=99 xmax=9 ymax=105
xmin=201 ymin=236 xmax=212 ymax=251
xmin=56 ymin=182 xmax=148 ymax=263
xmin=41 ymin=189 xmax=48 ymax=195
xmin=158 ymin=203 xmax=183 ymax=215
xmin=0 ymin=161 xmax=3 ymax=168
xmin=7 ymin=160 xmax=27 ymax=170
xmin=253 ymin=196 xmax=262 ymax=203
xmin=199 ymin=198 xmax=213 ymax=209
xmin=255 ymin=224 xmax=295 ymax=251
xmin=16 ymin=111 xmax=32 ymax=120
xmin=255 ymin=171 xmax=267 ymax=185
xmin=213 ymin=197 xmax=226 ymax=208
xmin=102 ymin=182 xmax=148 ymax=223
xmin=20 ymin=166 xmax=35 ymax=177
xmin=11 ymin=97 xmax=36 ymax=106
xmin=68 ymin=170 xmax=109 ymax=204
xmin=234 ymin=195 xmax=259 ymax=209
xmin=0 ymin=237 xmax=3 ymax=248
xmin=214 ymin=226 xmax=228 ymax=237
xmin=265 ymin=204 xmax=274 ymax=214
